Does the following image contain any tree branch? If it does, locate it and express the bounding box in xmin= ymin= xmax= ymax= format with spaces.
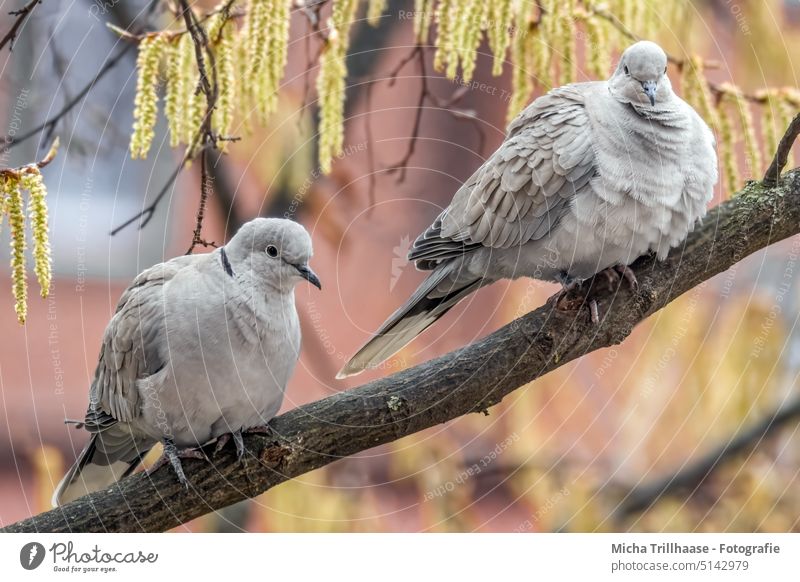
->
xmin=0 ymin=0 xmax=42 ymax=53
xmin=763 ymin=112 xmax=800 ymax=186
xmin=4 ymin=166 xmax=800 ymax=533
xmin=612 ymin=396 xmax=800 ymax=521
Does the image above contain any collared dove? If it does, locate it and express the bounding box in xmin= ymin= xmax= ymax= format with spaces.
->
xmin=53 ymin=218 xmax=321 ymax=506
xmin=339 ymin=41 xmax=718 ymax=378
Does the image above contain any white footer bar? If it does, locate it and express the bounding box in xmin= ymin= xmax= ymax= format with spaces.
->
xmin=0 ymin=533 xmax=796 ymax=580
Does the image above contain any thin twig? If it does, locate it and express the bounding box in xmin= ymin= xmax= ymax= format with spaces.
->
xmin=364 ymin=80 xmax=377 ymax=212
xmin=763 ymin=113 xmax=800 ymax=186
xmin=384 ymin=45 xmax=487 ymax=180
xmin=2 ymin=43 xmax=135 ymax=149
xmin=109 ymin=148 xmax=196 ymax=235
xmin=0 ymin=0 xmax=41 ymax=52
xmin=0 ymin=137 xmax=59 ymax=178
xmin=386 ymin=46 xmax=427 ymax=182
xmin=613 ymin=397 xmax=800 ymax=520
xmin=111 ymin=1 xmax=231 ymax=246
xmin=186 ymin=147 xmax=217 ymax=254
xmin=1 ymin=0 xmax=163 ymax=150
xmin=106 ymin=4 xmax=245 ymax=42
xmin=179 ymin=0 xmax=222 ymax=253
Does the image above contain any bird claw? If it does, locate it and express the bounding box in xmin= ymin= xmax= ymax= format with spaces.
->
xmin=215 ymin=425 xmax=273 ymax=466
xmin=214 ymin=429 xmax=246 ymax=462
xmin=549 ymin=275 xmax=602 ymax=325
xmin=549 ymin=276 xmax=581 ymax=310
xmin=147 ymin=440 xmax=206 ymax=489
xmin=596 ymin=265 xmax=638 ymax=292
xmin=614 ymin=265 xmax=638 ymax=291
xmin=243 ymin=424 xmax=274 ymax=437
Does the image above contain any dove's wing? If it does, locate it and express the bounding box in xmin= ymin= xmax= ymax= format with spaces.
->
xmin=410 ymin=86 xmax=596 ymax=269
xmin=86 ymin=254 xmax=198 ymax=427
xmin=54 ymin=255 xmax=200 ymax=506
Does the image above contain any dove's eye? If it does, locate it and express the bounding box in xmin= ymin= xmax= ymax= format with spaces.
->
xmin=266 ymin=245 xmax=279 ymax=258
xmin=624 ymin=66 xmax=629 ymax=75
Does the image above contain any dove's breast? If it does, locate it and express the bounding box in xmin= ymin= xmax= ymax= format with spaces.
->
xmin=544 ymin=99 xmax=711 ymax=278
xmin=136 ymin=271 xmax=301 ymax=447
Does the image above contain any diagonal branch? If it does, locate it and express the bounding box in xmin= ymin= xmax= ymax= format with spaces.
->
xmin=612 ymin=396 xmax=800 ymax=521
xmin=0 ymin=0 xmax=42 ymax=52
xmin=3 ymin=164 xmax=800 ymax=533
xmin=763 ymin=112 xmax=800 ymax=186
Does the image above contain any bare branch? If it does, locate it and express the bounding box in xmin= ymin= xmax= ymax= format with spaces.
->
xmin=2 ymin=44 xmax=135 ymax=149
xmin=4 ymin=164 xmax=800 ymax=533
xmin=763 ymin=112 xmax=800 ymax=186
xmin=0 ymin=0 xmax=42 ymax=53
xmin=613 ymin=397 xmax=800 ymax=520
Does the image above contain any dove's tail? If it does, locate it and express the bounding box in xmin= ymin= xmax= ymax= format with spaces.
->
xmin=337 ymin=266 xmax=485 ymax=378
xmin=53 ymin=427 xmax=151 ymax=507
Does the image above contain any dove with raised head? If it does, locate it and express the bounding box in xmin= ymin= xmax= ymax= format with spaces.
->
xmin=339 ymin=41 xmax=717 ymax=378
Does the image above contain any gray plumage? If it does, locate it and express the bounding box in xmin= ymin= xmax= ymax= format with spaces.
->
xmin=54 ymin=218 xmax=320 ymax=506
xmin=339 ymin=41 xmax=718 ymax=378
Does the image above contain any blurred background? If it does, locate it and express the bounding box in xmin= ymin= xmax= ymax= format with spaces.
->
xmin=1 ymin=0 xmax=800 ymax=532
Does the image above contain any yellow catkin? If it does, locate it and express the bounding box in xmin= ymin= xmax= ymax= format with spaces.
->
xmin=5 ymin=176 xmax=27 ymax=324
xmin=130 ymin=35 xmax=164 ymax=159
xmin=762 ymin=90 xmax=780 ymax=156
xmin=244 ymin=0 xmax=292 ymax=124
xmin=446 ymin=0 xmax=468 ymax=80
xmin=189 ymin=83 xmax=206 ymax=148
xmin=245 ymin=0 xmax=270 ymax=117
xmin=642 ymin=0 xmax=657 ymax=41
xmin=367 ymin=0 xmax=387 ymax=26
xmin=233 ymin=19 xmax=254 ymax=135
xmin=731 ymin=89 xmax=761 ymax=179
xmin=583 ymin=13 xmax=609 ymax=78
xmin=434 ymin=0 xmax=456 ymax=74
xmin=317 ymin=0 xmax=358 ymax=173
xmin=623 ymin=0 xmax=640 ymax=33
xmin=165 ymin=39 xmax=186 ymax=147
xmin=716 ymin=92 xmax=740 ymax=197
xmin=558 ymin=0 xmax=575 ymax=84
xmin=21 ymin=171 xmax=51 ymax=299
xmin=174 ymin=34 xmax=196 ymax=145
xmin=508 ymin=7 xmax=535 ymax=122
xmin=212 ymin=19 xmax=236 ymax=143
xmin=206 ymin=11 xmax=224 ymax=44
xmin=668 ymin=0 xmax=686 ymax=31
xmin=458 ymin=0 xmax=488 ymax=82
xmin=543 ymin=0 xmax=561 ymax=86
xmin=687 ymin=57 xmax=718 ymax=129
xmin=414 ymin=0 xmax=434 ymax=44
xmin=259 ymin=0 xmax=291 ymax=122
xmin=531 ymin=5 xmax=550 ymax=89
xmin=488 ymin=0 xmax=513 ymax=76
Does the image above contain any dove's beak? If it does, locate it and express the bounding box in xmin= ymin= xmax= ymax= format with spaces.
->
xmin=642 ymin=80 xmax=657 ymax=106
xmin=295 ymin=264 xmax=322 ymax=289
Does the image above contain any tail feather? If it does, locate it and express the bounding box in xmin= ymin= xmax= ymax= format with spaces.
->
xmin=338 ymin=267 xmax=483 ymax=378
xmin=53 ymin=429 xmax=152 ymax=507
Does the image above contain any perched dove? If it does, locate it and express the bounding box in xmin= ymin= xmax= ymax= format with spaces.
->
xmin=339 ymin=41 xmax=717 ymax=378
xmin=54 ymin=218 xmax=321 ymax=506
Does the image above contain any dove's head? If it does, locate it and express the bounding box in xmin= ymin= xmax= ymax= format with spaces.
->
xmin=609 ymin=41 xmax=672 ymax=107
xmin=226 ymin=218 xmax=321 ymax=292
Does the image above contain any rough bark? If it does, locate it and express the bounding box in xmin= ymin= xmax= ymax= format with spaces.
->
xmin=3 ymin=169 xmax=800 ymax=533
